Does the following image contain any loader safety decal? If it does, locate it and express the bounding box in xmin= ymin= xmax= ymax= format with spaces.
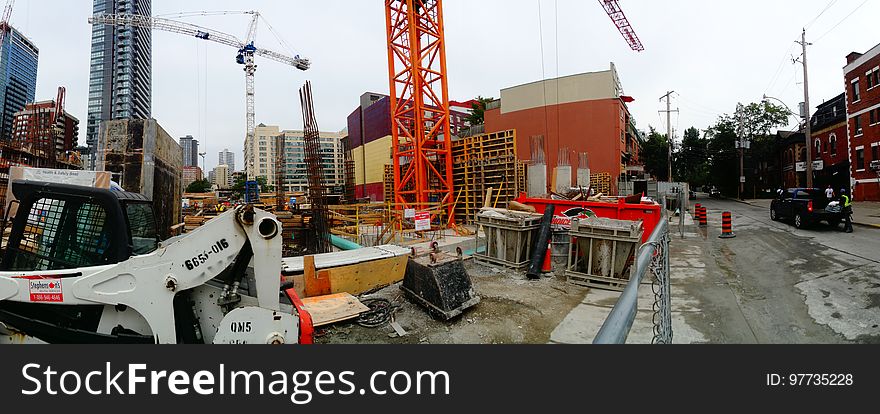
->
xmin=28 ymin=279 xmax=64 ymax=302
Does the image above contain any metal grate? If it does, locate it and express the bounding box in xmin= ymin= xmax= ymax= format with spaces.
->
xmin=9 ymin=198 xmax=111 ymax=271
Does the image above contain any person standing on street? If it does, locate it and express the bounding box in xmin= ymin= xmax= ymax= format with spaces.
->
xmin=825 ymin=185 xmax=835 ymax=201
xmin=840 ymin=188 xmax=854 ymax=233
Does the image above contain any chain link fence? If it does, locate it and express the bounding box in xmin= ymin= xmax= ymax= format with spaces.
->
xmin=593 ymin=216 xmax=672 ymax=344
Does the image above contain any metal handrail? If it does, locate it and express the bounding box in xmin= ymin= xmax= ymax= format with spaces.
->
xmin=593 ymin=218 xmax=670 ymax=344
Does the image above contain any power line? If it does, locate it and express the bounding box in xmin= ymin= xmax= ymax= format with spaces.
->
xmin=804 ymin=0 xmax=838 ymax=30
xmin=815 ymin=0 xmax=870 ymax=42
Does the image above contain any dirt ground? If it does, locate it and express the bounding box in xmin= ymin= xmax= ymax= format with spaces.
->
xmin=315 ymin=261 xmax=589 ymax=344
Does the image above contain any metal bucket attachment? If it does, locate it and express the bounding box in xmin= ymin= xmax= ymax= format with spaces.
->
xmin=401 ymin=249 xmax=480 ymax=321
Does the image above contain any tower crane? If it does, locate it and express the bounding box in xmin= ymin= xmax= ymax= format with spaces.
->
xmin=88 ymin=12 xmax=311 ymax=177
xmin=0 ymin=0 xmax=15 ymax=55
xmin=598 ymin=0 xmax=644 ymax=52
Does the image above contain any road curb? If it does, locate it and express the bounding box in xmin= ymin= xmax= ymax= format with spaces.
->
xmin=854 ymin=222 xmax=880 ymax=230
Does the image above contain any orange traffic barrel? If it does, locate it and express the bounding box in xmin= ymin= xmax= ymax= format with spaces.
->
xmin=699 ymin=207 xmax=708 ymax=227
xmin=719 ymin=211 xmax=736 ymax=238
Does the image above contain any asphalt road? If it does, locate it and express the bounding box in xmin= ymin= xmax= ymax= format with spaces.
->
xmin=673 ymin=196 xmax=880 ymax=344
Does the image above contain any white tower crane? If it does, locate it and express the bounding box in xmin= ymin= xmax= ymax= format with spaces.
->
xmin=88 ymin=12 xmax=311 ymax=176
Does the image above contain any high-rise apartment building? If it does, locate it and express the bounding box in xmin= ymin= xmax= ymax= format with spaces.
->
xmin=179 ymin=135 xmax=199 ymax=167
xmin=86 ymin=0 xmax=152 ymax=170
xmin=0 ymin=24 xmax=38 ymax=140
xmin=219 ymin=148 xmax=235 ymax=172
xmin=244 ymin=124 xmax=345 ymax=194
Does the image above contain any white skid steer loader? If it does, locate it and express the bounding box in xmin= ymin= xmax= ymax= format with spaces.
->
xmin=0 ymin=181 xmax=313 ymax=344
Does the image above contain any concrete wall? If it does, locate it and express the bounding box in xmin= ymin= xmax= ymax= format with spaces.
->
xmin=97 ymin=119 xmax=183 ymax=240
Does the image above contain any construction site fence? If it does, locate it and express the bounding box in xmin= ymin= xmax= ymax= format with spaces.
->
xmin=592 ymin=215 xmax=672 ymax=344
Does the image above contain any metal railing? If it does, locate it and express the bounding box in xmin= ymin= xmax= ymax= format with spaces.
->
xmin=593 ymin=216 xmax=672 ymax=344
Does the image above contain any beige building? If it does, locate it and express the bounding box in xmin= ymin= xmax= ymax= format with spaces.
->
xmin=212 ymin=164 xmax=230 ymax=189
xmin=244 ymin=124 xmax=345 ymax=194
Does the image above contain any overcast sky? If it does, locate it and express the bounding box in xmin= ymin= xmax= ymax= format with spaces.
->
xmin=13 ymin=0 xmax=880 ymax=171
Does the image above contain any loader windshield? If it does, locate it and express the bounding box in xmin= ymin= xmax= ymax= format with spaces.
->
xmin=6 ymin=196 xmax=113 ymax=271
xmin=125 ymin=202 xmax=158 ymax=255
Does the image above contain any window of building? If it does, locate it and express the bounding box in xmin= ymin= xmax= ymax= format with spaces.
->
xmin=873 ymin=145 xmax=879 ymax=163
xmin=829 ymin=134 xmax=837 ymax=157
xmin=855 ymin=115 xmax=863 ymax=136
xmin=871 ymin=109 xmax=877 ymax=126
xmin=815 ymin=139 xmax=822 ymax=156
xmin=856 ymin=147 xmax=865 ymax=171
xmin=852 ymin=79 xmax=861 ymax=102
xmin=868 ymin=67 xmax=880 ymax=90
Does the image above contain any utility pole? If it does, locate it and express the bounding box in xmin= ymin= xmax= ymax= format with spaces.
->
xmin=797 ymin=29 xmax=814 ymax=188
xmin=660 ymin=91 xmax=678 ymax=182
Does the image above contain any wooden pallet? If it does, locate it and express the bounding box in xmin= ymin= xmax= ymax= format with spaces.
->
xmin=565 ymin=271 xmax=629 ymax=292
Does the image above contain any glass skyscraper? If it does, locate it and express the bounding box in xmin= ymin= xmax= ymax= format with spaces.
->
xmin=86 ymin=0 xmax=152 ymax=170
xmin=0 ymin=25 xmax=38 ymax=141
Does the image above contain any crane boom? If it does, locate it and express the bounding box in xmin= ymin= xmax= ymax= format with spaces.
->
xmin=598 ymin=0 xmax=644 ymax=52
xmin=88 ymin=13 xmax=311 ymax=70
xmin=0 ymin=0 xmax=15 ymax=56
xmin=89 ymin=12 xmax=311 ymax=181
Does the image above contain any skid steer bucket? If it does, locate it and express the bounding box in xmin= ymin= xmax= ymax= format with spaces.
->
xmin=401 ymin=247 xmax=480 ymax=321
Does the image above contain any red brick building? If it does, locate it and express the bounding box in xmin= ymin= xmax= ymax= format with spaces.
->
xmin=845 ymin=43 xmax=880 ymax=201
xmin=484 ymin=64 xmax=641 ymax=195
xmin=810 ymin=93 xmax=849 ymax=191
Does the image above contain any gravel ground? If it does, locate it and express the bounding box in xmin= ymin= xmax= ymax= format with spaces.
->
xmin=315 ymin=261 xmax=589 ymax=345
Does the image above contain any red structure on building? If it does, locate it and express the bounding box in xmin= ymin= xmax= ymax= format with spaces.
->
xmin=845 ymin=43 xmax=880 ymax=201
xmin=6 ymin=87 xmax=80 ymax=167
xmin=385 ymin=0 xmax=454 ymax=216
xmin=484 ymin=65 xmax=641 ymax=194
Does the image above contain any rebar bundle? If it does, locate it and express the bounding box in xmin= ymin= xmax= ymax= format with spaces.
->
xmin=299 ymin=81 xmax=332 ymax=254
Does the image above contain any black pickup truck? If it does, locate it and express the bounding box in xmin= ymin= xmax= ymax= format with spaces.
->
xmin=770 ymin=188 xmax=844 ymax=229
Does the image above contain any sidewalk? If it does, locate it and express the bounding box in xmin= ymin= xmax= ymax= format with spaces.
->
xmin=739 ymin=198 xmax=880 ymax=229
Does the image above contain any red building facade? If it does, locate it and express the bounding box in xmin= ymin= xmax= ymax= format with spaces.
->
xmin=483 ymin=65 xmax=641 ymax=195
xmin=845 ymin=43 xmax=880 ymax=201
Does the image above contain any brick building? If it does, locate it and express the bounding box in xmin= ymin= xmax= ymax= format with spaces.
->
xmin=810 ymin=93 xmax=850 ymax=191
xmin=10 ymin=91 xmax=80 ymax=163
xmin=345 ymin=92 xmax=473 ymax=202
xmin=483 ymin=64 xmax=641 ymax=195
xmin=845 ymin=43 xmax=880 ymax=201
xmin=779 ymin=131 xmax=807 ymax=189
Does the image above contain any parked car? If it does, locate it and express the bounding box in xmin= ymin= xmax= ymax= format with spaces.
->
xmin=709 ymin=187 xmax=722 ymax=198
xmin=770 ymin=188 xmax=843 ymax=229
xmin=689 ymin=190 xmax=697 ymax=200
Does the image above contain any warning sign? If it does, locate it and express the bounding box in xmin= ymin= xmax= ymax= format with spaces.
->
xmin=414 ymin=212 xmax=431 ymax=232
xmin=29 ymin=279 xmax=64 ymax=303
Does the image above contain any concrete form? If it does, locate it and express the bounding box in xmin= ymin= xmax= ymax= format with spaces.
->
xmin=96 ymin=118 xmax=182 ymax=240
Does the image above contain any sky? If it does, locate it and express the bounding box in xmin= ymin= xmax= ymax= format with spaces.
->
xmin=12 ymin=0 xmax=880 ymax=172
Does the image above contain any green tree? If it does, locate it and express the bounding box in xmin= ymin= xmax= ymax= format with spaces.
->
xmin=640 ymin=127 xmax=670 ymax=181
xmin=465 ymin=96 xmax=494 ymax=126
xmin=186 ymin=179 xmax=212 ymax=193
xmin=674 ymin=127 xmax=709 ymax=186
xmin=706 ymin=101 xmax=789 ymax=196
xmin=231 ymin=176 xmax=272 ymax=200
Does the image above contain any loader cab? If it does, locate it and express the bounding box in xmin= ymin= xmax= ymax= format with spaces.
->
xmin=0 ymin=180 xmax=160 ymax=272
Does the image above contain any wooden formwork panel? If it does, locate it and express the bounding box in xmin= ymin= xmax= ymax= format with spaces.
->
xmin=451 ymin=130 xmax=522 ymax=224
